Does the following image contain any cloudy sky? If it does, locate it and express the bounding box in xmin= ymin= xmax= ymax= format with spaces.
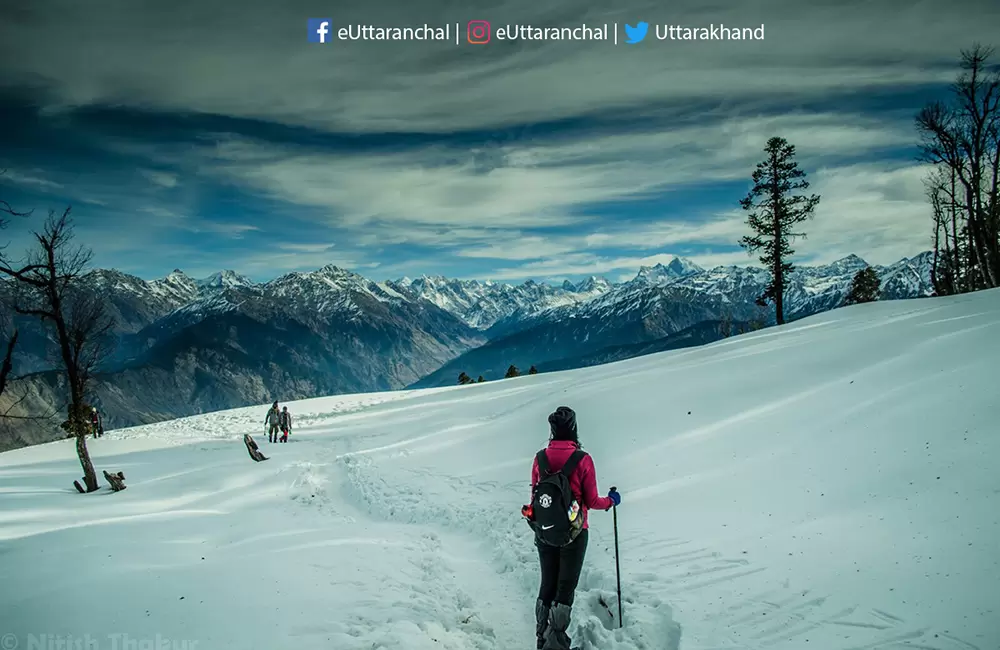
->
xmin=0 ymin=0 xmax=997 ymax=284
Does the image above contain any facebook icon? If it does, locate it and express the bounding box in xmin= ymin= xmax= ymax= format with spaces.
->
xmin=308 ymin=18 xmax=332 ymax=43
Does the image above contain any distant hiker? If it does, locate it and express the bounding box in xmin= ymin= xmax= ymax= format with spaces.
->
xmin=278 ymin=406 xmax=292 ymax=443
xmin=522 ymin=406 xmax=620 ymax=650
xmin=264 ymin=401 xmax=281 ymax=443
xmin=90 ymin=407 xmax=104 ymax=438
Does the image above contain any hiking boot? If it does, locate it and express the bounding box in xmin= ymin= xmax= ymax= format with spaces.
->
xmin=541 ymin=602 xmax=572 ymax=650
xmin=535 ymin=599 xmax=550 ymax=649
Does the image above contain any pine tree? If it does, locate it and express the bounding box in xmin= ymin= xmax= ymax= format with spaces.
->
xmin=844 ymin=267 xmax=881 ymax=305
xmin=528 ymin=365 xmax=538 ymax=375
xmin=458 ymin=372 xmax=473 ymax=385
xmin=477 ymin=375 xmax=485 ymax=383
xmin=504 ymin=364 xmax=520 ymax=378
xmin=739 ymin=137 xmax=820 ymax=324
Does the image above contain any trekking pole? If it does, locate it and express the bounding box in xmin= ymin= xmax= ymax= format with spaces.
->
xmin=611 ymin=486 xmax=622 ymax=628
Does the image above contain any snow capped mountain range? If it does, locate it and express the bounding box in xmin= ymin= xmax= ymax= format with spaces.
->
xmin=74 ymin=251 xmax=934 ymax=337
xmin=82 ymin=265 xmax=420 ymax=330
xmin=394 ymin=251 xmax=933 ymax=330
xmin=623 ymin=251 xmax=934 ymax=321
xmin=404 ymin=251 xmax=935 ymax=388
xmin=396 ymin=254 xmax=931 ymax=388
xmin=388 ymin=275 xmax=610 ymax=330
xmin=197 ymin=269 xmax=254 ymax=292
xmin=634 ymin=256 xmax=707 ymax=284
xmin=1 ymin=250 xmax=936 ymax=450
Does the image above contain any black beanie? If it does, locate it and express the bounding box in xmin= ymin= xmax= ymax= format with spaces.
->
xmin=548 ymin=406 xmax=578 ymax=441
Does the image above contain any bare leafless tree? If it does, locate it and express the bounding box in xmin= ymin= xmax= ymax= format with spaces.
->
xmin=0 ymin=171 xmax=33 ymax=402
xmin=0 ymin=207 xmax=114 ymax=492
xmin=0 ymin=289 xmax=16 ymax=402
xmin=0 ymin=176 xmax=33 ymax=230
xmin=925 ymin=167 xmax=965 ymax=295
xmin=916 ymin=44 xmax=1000 ymax=291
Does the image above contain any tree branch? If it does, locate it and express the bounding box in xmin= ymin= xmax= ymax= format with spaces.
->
xmin=0 ymin=329 xmax=16 ymax=398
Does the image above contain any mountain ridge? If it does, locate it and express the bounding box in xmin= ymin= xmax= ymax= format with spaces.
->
xmin=0 ymin=250 xmax=935 ymax=451
xmin=406 ymin=251 xmax=935 ymax=387
xmin=51 ymin=250 xmax=933 ymax=337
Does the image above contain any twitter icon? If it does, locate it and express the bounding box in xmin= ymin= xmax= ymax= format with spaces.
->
xmin=624 ymin=21 xmax=648 ymax=43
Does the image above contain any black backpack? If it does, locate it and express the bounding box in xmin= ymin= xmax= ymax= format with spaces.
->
xmin=529 ymin=449 xmax=586 ymax=547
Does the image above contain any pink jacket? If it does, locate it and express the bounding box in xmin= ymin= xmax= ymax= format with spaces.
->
xmin=530 ymin=440 xmax=614 ymax=529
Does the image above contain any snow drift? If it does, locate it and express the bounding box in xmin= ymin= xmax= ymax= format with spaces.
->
xmin=1 ymin=289 xmax=998 ymax=650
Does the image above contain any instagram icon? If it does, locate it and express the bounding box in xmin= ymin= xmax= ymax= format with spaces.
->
xmin=467 ymin=20 xmax=491 ymax=44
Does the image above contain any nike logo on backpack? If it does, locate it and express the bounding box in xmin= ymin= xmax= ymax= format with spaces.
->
xmin=541 ymin=525 xmax=554 ymax=530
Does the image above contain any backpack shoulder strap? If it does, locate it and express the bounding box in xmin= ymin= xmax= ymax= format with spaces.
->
xmin=535 ymin=449 xmax=552 ymax=474
xmin=559 ymin=449 xmax=587 ymax=478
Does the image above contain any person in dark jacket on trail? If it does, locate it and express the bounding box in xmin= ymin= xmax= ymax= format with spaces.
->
xmin=526 ymin=406 xmax=620 ymax=650
xmin=264 ymin=401 xmax=281 ymax=442
xmin=90 ymin=406 xmax=104 ymax=438
xmin=278 ymin=406 xmax=292 ymax=443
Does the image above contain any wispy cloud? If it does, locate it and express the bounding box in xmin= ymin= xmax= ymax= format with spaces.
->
xmin=186 ymin=222 xmax=260 ymax=237
xmin=138 ymin=205 xmax=185 ymax=220
xmin=178 ymin=112 xmax=917 ymax=252
xmin=0 ymin=169 xmax=63 ymax=190
xmin=456 ymin=236 xmax=581 ymax=261
xmin=0 ymin=0 xmax=986 ymax=282
xmin=277 ymin=242 xmax=337 ymax=254
xmin=139 ymin=169 xmax=179 ymax=188
xmin=444 ymin=160 xmax=939 ymax=280
xmin=0 ymin=114 xmax=942 ymax=281
xmin=1 ymin=0 xmax=992 ymax=132
xmin=790 ymin=162 xmax=935 ymax=265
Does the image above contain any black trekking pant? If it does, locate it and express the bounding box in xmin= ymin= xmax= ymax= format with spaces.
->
xmin=537 ymin=529 xmax=588 ymax=606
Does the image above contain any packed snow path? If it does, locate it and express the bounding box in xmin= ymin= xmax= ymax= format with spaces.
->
xmin=2 ymin=290 xmax=999 ymax=650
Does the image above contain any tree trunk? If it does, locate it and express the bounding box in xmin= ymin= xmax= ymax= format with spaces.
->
xmin=950 ymin=169 xmax=962 ymax=291
xmin=965 ymin=184 xmax=994 ymax=289
xmin=967 ymin=194 xmax=989 ymax=288
xmin=75 ymin=430 xmax=99 ymax=492
xmin=774 ymin=266 xmax=784 ymax=324
xmin=69 ymin=379 xmax=98 ymax=492
xmin=932 ymin=208 xmax=942 ymax=293
xmin=244 ymin=434 xmax=268 ymax=462
xmin=0 ymin=330 xmax=16 ymax=397
xmin=771 ymin=149 xmax=785 ymax=325
xmin=103 ymin=470 xmax=126 ymax=491
xmin=975 ymin=211 xmax=999 ymax=288
xmin=989 ymin=144 xmax=1000 ymax=282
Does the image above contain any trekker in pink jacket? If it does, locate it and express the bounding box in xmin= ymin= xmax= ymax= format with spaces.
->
xmin=524 ymin=406 xmax=621 ymax=650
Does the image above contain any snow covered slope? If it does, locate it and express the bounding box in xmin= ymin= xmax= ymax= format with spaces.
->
xmin=1 ymin=290 xmax=998 ymax=650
